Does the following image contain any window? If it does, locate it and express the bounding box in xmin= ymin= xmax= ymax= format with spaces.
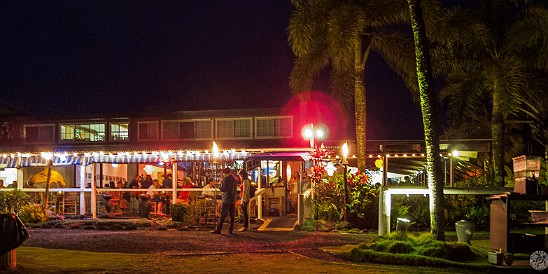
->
xmin=60 ymin=123 xmax=106 ymax=142
xmin=216 ymin=118 xmax=252 ymax=139
xmin=162 ymin=119 xmax=212 ymax=140
xmin=138 ymin=121 xmax=159 ymax=141
xmin=110 ymin=123 xmax=129 ymax=141
xmin=255 ymin=116 xmax=293 ymax=139
xmin=24 ymin=124 xmax=55 ymax=144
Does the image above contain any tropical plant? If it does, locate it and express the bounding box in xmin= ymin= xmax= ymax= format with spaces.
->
xmin=312 ymin=171 xmax=379 ymax=229
xmin=18 ymin=203 xmax=48 ymax=223
xmin=434 ymin=0 xmax=548 ymax=186
xmin=0 ymin=189 xmax=33 ymax=214
xmin=288 ymin=0 xmax=418 ymax=170
xmin=171 ymin=203 xmax=191 ymax=225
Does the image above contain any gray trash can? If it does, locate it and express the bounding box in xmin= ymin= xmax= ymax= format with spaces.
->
xmin=455 ymin=220 xmax=475 ymax=244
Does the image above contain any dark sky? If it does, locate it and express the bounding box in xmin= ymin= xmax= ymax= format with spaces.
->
xmin=0 ymin=1 xmax=423 ymax=140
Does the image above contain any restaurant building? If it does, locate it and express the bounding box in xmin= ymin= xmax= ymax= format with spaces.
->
xmin=0 ymin=104 xmax=491 ymax=226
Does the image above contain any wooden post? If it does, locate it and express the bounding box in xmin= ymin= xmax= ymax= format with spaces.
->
xmin=0 ymin=249 xmax=16 ymax=270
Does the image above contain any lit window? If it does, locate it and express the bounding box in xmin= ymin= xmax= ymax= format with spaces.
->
xmin=110 ymin=123 xmax=129 ymax=141
xmin=60 ymin=123 xmax=106 ymax=142
xmin=255 ymin=116 xmax=293 ymax=139
xmin=24 ymin=124 xmax=55 ymax=144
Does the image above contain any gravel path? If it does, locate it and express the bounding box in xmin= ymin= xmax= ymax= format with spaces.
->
xmin=22 ymin=228 xmax=373 ymax=262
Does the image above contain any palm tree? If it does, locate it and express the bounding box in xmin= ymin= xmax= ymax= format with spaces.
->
xmin=434 ymin=0 xmax=548 ymax=186
xmin=407 ymin=0 xmax=445 ymax=241
xmin=521 ymin=88 xmax=548 ymax=184
xmin=288 ymin=0 xmax=417 ymax=170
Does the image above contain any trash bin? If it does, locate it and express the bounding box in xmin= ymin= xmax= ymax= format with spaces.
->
xmin=0 ymin=214 xmax=30 ymax=270
xmin=396 ymin=218 xmax=411 ymax=232
xmin=455 ymin=220 xmax=475 ymax=244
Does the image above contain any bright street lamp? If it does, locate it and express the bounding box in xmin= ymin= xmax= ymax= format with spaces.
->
xmin=302 ymin=123 xmax=327 ymax=148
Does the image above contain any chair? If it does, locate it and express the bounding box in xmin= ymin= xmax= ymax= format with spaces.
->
xmin=195 ymin=196 xmax=216 ymax=224
xmin=129 ymin=195 xmax=139 ymax=214
xmin=109 ymin=199 xmax=123 ymax=216
xmin=149 ymin=201 xmax=158 ymax=216
xmin=62 ymin=193 xmax=78 ymax=215
xmin=267 ymin=197 xmax=283 ymax=217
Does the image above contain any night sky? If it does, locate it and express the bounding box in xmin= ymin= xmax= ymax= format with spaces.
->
xmin=0 ymin=1 xmax=423 ymax=140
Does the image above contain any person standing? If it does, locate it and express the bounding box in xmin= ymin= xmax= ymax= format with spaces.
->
xmin=211 ymin=168 xmax=238 ymax=234
xmin=238 ymin=169 xmax=251 ymax=232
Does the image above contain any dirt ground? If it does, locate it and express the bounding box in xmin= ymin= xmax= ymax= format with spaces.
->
xmin=21 ymin=227 xmax=373 ymax=262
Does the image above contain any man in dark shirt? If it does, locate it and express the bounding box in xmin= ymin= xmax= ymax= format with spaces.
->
xmin=211 ymin=168 xmax=238 ymax=234
xmin=163 ymin=173 xmax=173 ymax=189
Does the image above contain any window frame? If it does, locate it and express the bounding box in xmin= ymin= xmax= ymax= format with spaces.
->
xmin=23 ymin=124 xmax=56 ymax=144
xmin=161 ymin=119 xmax=213 ymax=140
xmin=137 ymin=121 xmax=159 ymax=141
xmin=215 ymin=117 xmax=253 ymax=140
xmin=254 ymin=116 xmax=294 ymax=139
xmin=59 ymin=123 xmax=107 ymax=143
xmin=109 ymin=122 xmax=130 ymax=142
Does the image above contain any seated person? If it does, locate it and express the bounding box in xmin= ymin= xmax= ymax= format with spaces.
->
xmin=176 ymin=177 xmax=193 ymax=204
xmin=148 ymin=179 xmax=166 ymax=216
xmin=201 ymin=178 xmax=217 ymax=199
xmin=201 ymin=178 xmax=221 ymax=214
xmin=114 ymin=180 xmax=128 ymax=209
xmin=162 ymin=173 xmax=173 ymax=189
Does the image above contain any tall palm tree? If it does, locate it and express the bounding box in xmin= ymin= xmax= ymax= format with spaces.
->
xmin=434 ymin=0 xmax=548 ymax=186
xmin=407 ymin=0 xmax=445 ymax=241
xmin=288 ymin=0 xmax=418 ymax=170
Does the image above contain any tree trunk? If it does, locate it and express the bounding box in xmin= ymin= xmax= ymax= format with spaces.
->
xmin=407 ymin=0 xmax=445 ymax=241
xmin=491 ymin=87 xmax=505 ymax=187
xmin=354 ymin=40 xmax=369 ymax=171
xmin=43 ymin=160 xmax=53 ymax=212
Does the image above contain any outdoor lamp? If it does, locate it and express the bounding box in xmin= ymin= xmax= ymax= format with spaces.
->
xmin=212 ymin=141 xmax=220 ymax=162
xmin=302 ymin=123 xmax=327 ymax=148
xmin=342 ymin=142 xmax=349 ymax=165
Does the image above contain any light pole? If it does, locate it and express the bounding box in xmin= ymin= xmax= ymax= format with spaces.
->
xmin=212 ymin=142 xmax=220 ymax=223
xmin=342 ymin=142 xmax=349 ymax=222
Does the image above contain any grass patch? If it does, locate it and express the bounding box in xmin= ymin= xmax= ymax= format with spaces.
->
xmin=14 ymin=246 xmax=466 ymax=273
xmin=327 ymin=232 xmax=510 ymax=271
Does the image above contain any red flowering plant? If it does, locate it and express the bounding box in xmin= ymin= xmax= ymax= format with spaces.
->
xmin=345 ymin=170 xmax=377 ymax=219
xmin=306 ymin=144 xmax=343 ymax=222
xmin=312 ymin=166 xmax=379 ymax=228
xmin=306 ymin=144 xmax=332 ymax=183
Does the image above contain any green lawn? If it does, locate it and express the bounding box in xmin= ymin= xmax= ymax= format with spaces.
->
xmin=12 ymin=246 xmax=475 ymax=273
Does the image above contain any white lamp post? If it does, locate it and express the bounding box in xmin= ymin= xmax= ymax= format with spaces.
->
xmin=342 ymin=142 xmax=349 ymax=222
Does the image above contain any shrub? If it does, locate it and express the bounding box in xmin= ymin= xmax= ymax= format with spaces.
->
xmin=387 ymin=240 xmax=414 ymax=254
xmin=18 ymin=203 xmax=48 ymax=223
xmin=445 ymin=242 xmax=476 ymax=262
xmin=0 ymin=189 xmax=33 ymax=214
xmin=311 ymin=172 xmax=379 ymax=229
xmin=391 ymin=195 xmax=430 ymax=231
xmin=171 ymin=203 xmax=191 ymax=224
xmin=370 ymin=240 xmax=392 ymax=252
xmin=416 ymin=242 xmax=449 ymax=258
xmin=294 ymin=219 xmax=317 ymax=231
